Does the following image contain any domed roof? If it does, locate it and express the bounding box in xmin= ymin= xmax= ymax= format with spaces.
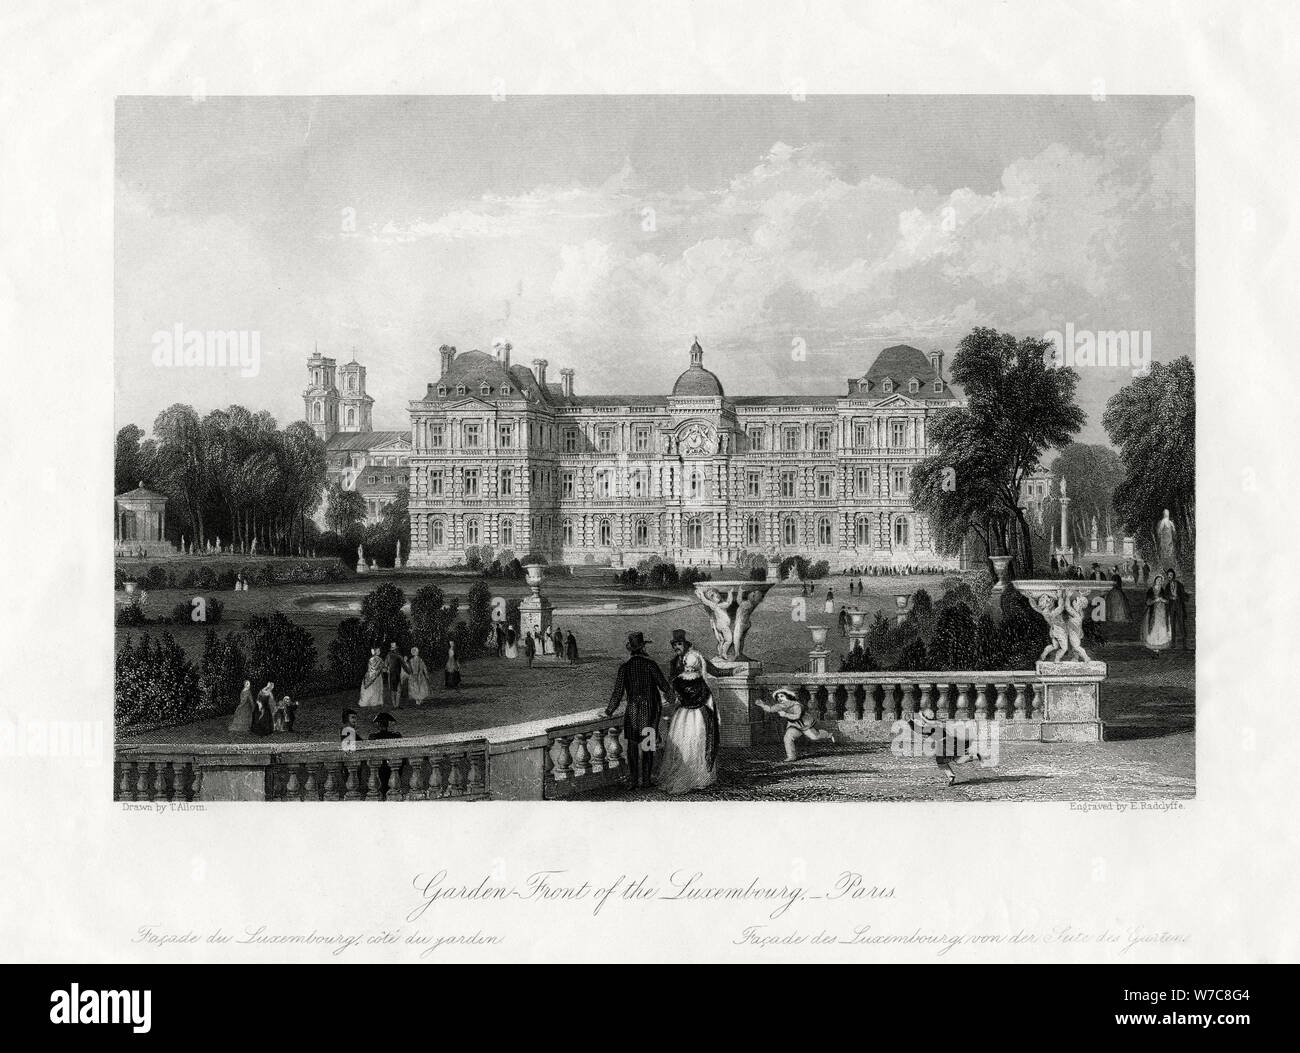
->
xmin=670 ymin=338 xmax=724 ymax=398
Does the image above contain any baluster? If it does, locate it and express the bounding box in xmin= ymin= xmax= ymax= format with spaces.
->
xmin=324 ymin=763 xmax=341 ymax=800
xmin=466 ymin=751 xmax=485 ymax=795
xmin=446 ymin=753 xmax=465 ymax=796
xmin=935 ymin=683 xmax=950 ymax=721
xmin=550 ymin=736 xmax=574 ymax=781
xmin=343 ymin=760 xmax=362 ymax=801
xmin=408 ymin=756 xmax=428 ymax=801
xmin=955 ymin=683 xmax=971 ymax=721
xmin=190 ymin=767 xmax=203 ymax=801
xmin=898 ymin=683 xmax=915 ymax=723
xmin=387 ymin=757 xmax=406 ymax=801
xmin=875 ymin=684 xmax=890 ymax=721
xmin=570 ymin=732 xmax=591 ymax=777
xmin=993 ymin=683 xmax=1010 ymax=721
xmin=917 ymin=682 xmax=932 ymax=718
xmin=136 ymin=762 xmax=151 ymax=802
xmin=586 ymin=727 xmax=606 ymax=773
xmin=152 ymin=761 xmax=168 ymax=801
xmin=604 ymin=726 xmax=624 ymax=771
xmin=1031 ymin=683 xmax=1045 ymax=720
xmin=175 ymin=761 xmax=191 ymax=801
xmin=119 ymin=761 xmax=134 ymax=801
xmin=844 ymin=684 xmax=862 ymax=721
xmin=364 ymin=761 xmax=383 ymax=801
xmin=974 ymin=683 xmax=989 ymax=721
xmin=285 ymin=765 xmax=302 ymax=801
xmin=303 ymin=764 xmax=319 ymax=801
xmin=429 ymin=755 xmax=447 ymax=797
xmin=1012 ymin=683 xmax=1028 ymax=721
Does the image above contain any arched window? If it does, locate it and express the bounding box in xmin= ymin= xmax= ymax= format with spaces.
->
xmin=746 ymin=516 xmax=761 ymax=545
xmin=346 ymin=407 xmax=356 ymax=426
xmin=685 ymin=517 xmax=703 ymax=549
xmin=893 ymin=517 xmax=910 ymax=547
xmin=429 ymin=516 xmax=444 ymax=547
xmin=465 ymin=518 xmax=480 ymax=545
xmin=817 ymin=516 xmax=832 ymax=546
xmin=689 ymin=470 xmax=702 ymax=499
xmin=500 ymin=517 xmax=513 ymax=548
xmin=562 ymin=518 xmax=573 ymax=546
xmin=313 ymin=402 xmax=322 ymax=422
xmin=856 ymin=516 xmax=872 ymax=547
xmin=635 ymin=518 xmax=649 ymax=546
xmin=599 ymin=518 xmax=612 ymax=546
xmin=782 ymin=516 xmax=798 ymax=547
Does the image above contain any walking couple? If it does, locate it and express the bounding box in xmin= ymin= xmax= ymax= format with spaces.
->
xmin=605 ymin=628 xmax=723 ymax=795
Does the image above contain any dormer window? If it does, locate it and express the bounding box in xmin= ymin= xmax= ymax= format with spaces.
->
xmin=501 ymin=384 xmax=512 ymax=396
xmin=857 ymin=380 xmax=869 ymax=393
xmin=456 ymin=385 xmax=466 ymax=396
xmin=933 ymin=380 xmax=943 ymax=393
xmin=882 ymin=379 xmax=894 ymax=394
xmin=908 ymin=378 xmax=920 ymax=394
xmin=437 ymin=385 xmax=447 ymax=397
xmin=481 ymin=383 xmax=491 ymax=396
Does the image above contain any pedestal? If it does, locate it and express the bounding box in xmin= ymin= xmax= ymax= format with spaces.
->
xmin=711 ymin=659 xmax=763 ymax=748
xmin=1035 ymin=660 xmax=1106 ymax=741
xmin=518 ymin=595 xmax=553 ymax=639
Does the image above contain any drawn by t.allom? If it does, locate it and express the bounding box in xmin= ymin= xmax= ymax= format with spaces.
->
xmin=113 ymin=95 xmax=1194 ymax=802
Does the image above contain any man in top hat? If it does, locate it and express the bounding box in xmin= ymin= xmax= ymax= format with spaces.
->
xmin=369 ymin=712 xmax=401 ymax=740
xmin=668 ymin=628 xmax=724 ymax=681
xmin=605 ymin=631 xmax=671 ymax=789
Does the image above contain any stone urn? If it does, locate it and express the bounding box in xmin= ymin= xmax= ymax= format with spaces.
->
xmin=123 ymin=580 xmax=138 ymax=594
xmin=524 ymin=562 xmax=544 ymax=594
xmin=848 ymin=609 xmax=868 ymax=631
xmin=692 ymin=580 xmax=776 ymax=664
xmin=809 ymin=625 xmax=829 ymax=649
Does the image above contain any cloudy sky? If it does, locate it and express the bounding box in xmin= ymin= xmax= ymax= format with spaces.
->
xmin=115 ymin=95 xmax=1192 ymax=444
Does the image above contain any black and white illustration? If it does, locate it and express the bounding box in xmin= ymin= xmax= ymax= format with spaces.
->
xmin=112 ymin=95 xmax=1194 ymax=803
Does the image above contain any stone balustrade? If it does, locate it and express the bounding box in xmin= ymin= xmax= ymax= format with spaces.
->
xmin=115 ymin=709 xmax=629 ymax=802
xmin=752 ymin=664 xmax=1105 ymax=742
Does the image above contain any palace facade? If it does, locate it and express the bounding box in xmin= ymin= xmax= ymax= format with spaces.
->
xmin=398 ymin=339 xmax=966 ymax=571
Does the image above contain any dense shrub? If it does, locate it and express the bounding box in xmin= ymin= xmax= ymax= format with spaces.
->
xmin=199 ymin=628 xmax=246 ymax=715
xmin=464 ymin=581 xmax=494 ymax=655
xmin=807 ymin=559 xmax=831 ymax=581
xmin=328 ymin=617 xmax=371 ymax=688
xmin=748 ymin=566 xmax=768 ymax=582
xmin=116 ymin=600 xmax=150 ymax=626
xmin=410 ymin=583 xmax=460 ymax=667
xmin=928 ymin=602 xmax=977 ymax=671
xmin=144 ymin=565 xmax=168 ymax=589
xmin=115 ymin=631 xmax=202 ymax=728
xmin=238 ymin=610 xmax=317 ymax=695
xmin=678 ymin=567 xmax=712 ymax=588
xmin=359 ymin=582 xmax=412 ymax=652
xmin=840 ymin=642 xmax=877 ymax=672
xmin=170 ymin=596 xmax=225 ymax=625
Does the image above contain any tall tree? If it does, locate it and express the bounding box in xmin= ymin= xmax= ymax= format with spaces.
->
xmin=1048 ymin=442 xmax=1125 ymax=548
xmin=152 ymin=404 xmax=209 ymax=545
xmin=1102 ymin=356 xmax=1195 ymax=568
xmin=325 ymin=482 xmax=366 ymax=535
xmin=912 ymin=327 xmax=1085 ymax=575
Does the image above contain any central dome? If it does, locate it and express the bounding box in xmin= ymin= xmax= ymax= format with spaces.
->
xmin=671 ymin=338 xmax=724 ymax=397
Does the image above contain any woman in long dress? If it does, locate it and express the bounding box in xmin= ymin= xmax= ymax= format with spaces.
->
xmin=444 ymin=641 xmax=462 ymax=689
xmin=503 ymin=626 xmax=518 ymax=660
xmin=227 ymin=680 xmax=254 ymax=733
xmin=251 ymin=682 xmax=275 ymax=736
xmin=359 ymin=647 xmax=385 ymax=707
xmin=656 ymin=648 xmax=720 ymax=794
xmin=405 ymin=646 xmax=432 ymax=705
xmin=1142 ymin=573 xmax=1172 ymax=655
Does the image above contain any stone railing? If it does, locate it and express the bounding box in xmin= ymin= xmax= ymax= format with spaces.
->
xmin=751 ymin=663 xmax=1106 ymax=742
xmin=115 ymin=709 xmax=629 ymax=802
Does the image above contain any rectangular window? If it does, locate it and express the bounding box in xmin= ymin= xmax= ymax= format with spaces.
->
xmin=747 ymin=427 xmax=765 ymax=452
xmin=465 ymin=423 xmax=481 ymax=448
xmin=500 ymin=468 xmax=513 ymax=496
xmin=562 ymin=471 xmax=575 ymax=499
xmin=633 ymin=426 xmax=650 ymax=453
xmin=746 ymin=471 xmax=761 ymax=498
xmin=854 ymin=424 xmax=868 ymax=448
xmin=598 ymin=429 xmax=614 ymax=454
xmin=498 ymin=423 xmax=513 ymax=448
xmin=464 ymin=469 xmax=479 ymax=497
xmin=779 ymin=471 xmax=797 ymax=498
xmin=782 ymin=428 xmax=800 ymax=452
xmin=429 ymin=471 xmax=443 ymax=497
xmin=597 ymin=472 xmax=612 ymax=498
xmin=815 ymin=428 xmax=832 ymax=452
xmin=563 ymin=430 xmax=577 ymax=454
xmin=816 ymin=473 xmax=833 ymax=499
xmin=890 ymin=420 xmax=906 ymax=447
xmin=891 ymin=467 xmax=908 ymax=494
xmin=855 ymin=468 xmax=871 ymax=495
xmin=429 ymin=425 xmax=444 ymax=448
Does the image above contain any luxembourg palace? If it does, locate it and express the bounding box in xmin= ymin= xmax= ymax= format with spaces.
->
xmin=305 ymin=338 xmax=965 ymax=571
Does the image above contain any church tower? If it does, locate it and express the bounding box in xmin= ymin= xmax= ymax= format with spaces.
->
xmin=304 ymin=349 xmax=340 ymax=441
xmin=337 ymin=354 xmax=374 ymax=433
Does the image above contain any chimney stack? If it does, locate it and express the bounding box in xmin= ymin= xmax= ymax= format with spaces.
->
xmin=532 ymin=358 xmax=549 ymax=386
xmin=560 ymin=368 xmax=575 ymax=397
xmin=438 ymin=344 xmax=456 ymax=377
xmin=493 ymin=339 xmax=512 ymax=368
xmin=930 ymin=350 xmax=944 ymax=378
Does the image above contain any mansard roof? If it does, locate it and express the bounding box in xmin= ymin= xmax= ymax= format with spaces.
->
xmin=325 ymin=430 xmax=410 ymax=452
xmin=431 ymin=349 xmax=552 ymax=404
